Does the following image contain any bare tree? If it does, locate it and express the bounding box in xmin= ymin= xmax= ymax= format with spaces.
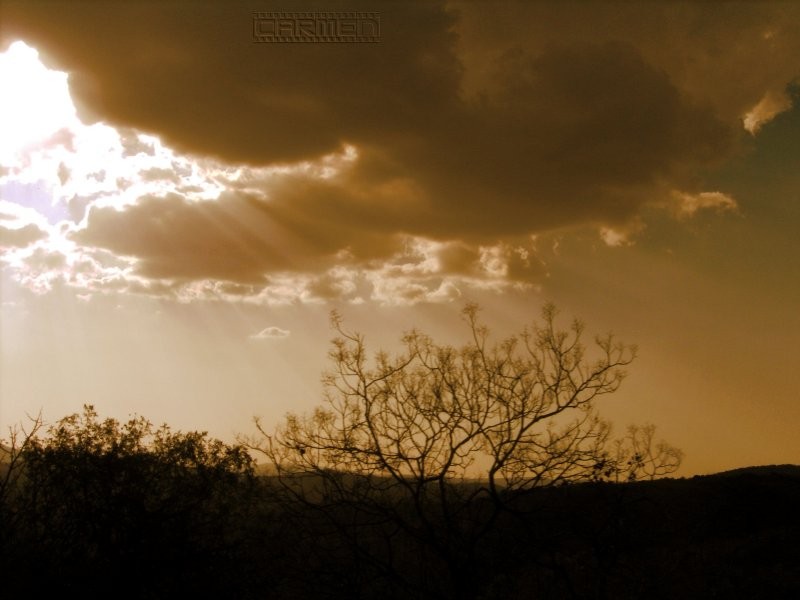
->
xmin=602 ymin=423 xmax=684 ymax=483
xmin=251 ymin=303 xmax=682 ymax=599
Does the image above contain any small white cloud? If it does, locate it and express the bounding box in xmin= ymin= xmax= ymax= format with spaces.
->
xmin=673 ymin=191 xmax=738 ymax=218
xmin=743 ymin=89 xmax=792 ymax=134
xmin=600 ymin=227 xmax=635 ymax=247
xmin=598 ymin=219 xmax=645 ymax=247
xmin=250 ymin=325 xmax=290 ymax=340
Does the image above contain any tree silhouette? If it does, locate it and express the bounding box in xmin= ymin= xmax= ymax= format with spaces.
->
xmin=253 ymin=303 xmax=682 ymax=599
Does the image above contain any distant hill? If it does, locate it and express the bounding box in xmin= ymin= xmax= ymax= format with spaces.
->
xmin=708 ymin=463 xmax=800 ymax=478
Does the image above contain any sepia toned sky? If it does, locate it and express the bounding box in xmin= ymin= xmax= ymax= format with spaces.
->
xmin=1 ymin=1 xmax=798 ymax=475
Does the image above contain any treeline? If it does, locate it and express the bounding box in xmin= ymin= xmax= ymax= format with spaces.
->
xmin=1 ymin=406 xmax=799 ymax=599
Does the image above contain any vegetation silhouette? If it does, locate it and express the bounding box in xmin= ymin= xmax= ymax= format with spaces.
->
xmin=249 ymin=303 xmax=682 ymax=599
xmin=1 ymin=304 xmax=798 ymax=599
xmin=1 ymin=406 xmax=261 ymax=598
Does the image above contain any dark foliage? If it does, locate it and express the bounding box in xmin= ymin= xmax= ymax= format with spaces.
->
xmin=3 ymin=407 xmax=798 ymax=599
xmin=1 ymin=406 xmax=267 ymax=599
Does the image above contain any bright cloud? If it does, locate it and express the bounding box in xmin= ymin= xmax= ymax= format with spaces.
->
xmin=743 ymin=90 xmax=793 ymax=134
xmin=673 ymin=191 xmax=739 ymax=219
xmin=0 ymin=41 xmax=76 ymax=164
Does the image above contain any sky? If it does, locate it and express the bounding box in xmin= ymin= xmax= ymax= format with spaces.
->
xmin=1 ymin=0 xmax=798 ymax=476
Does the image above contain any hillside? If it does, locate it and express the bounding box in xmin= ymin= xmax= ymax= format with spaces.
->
xmin=1 ymin=459 xmax=799 ymax=599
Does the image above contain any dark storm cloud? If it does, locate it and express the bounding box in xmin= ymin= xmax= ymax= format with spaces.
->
xmin=0 ymin=0 xmax=459 ymax=165
xmin=453 ymin=1 xmax=800 ymax=125
xmin=4 ymin=0 xmax=799 ymax=290
xmin=395 ymin=40 xmax=733 ymax=236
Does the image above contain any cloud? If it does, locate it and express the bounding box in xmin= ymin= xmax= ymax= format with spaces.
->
xmin=249 ymin=326 xmax=290 ymax=340
xmin=672 ymin=191 xmax=739 ymax=219
xmin=597 ymin=218 xmax=647 ymax=247
xmin=0 ymin=200 xmax=48 ymax=248
xmin=743 ymin=90 xmax=794 ymax=134
xmin=2 ymin=1 xmax=798 ymax=304
xmin=5 ymin=241 xmax=135 ymax=295
xmin=1 ymin=3 xmax=740 ymax=228
xmin=453 ymin=1 xmax=800 ymax=128
xmin=303 ymin=267 xmax=360 ymax=303
xmin=0 ymin=222 xmax=46 ymax=247
xmin=71 ymin=187 xmax=405 ymax=284
xmin=1 ymin=0 xmax=460 ymax=165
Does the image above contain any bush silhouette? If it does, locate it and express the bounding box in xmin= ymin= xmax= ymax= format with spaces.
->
xmin=4 ymin=405 xmax=259 ymax=598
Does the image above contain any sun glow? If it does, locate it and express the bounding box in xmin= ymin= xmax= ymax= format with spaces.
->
xmin=0 ymin=41 xmax=379 ymax=306
xmin=0 ymin=41 xmax=78 ymax=164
